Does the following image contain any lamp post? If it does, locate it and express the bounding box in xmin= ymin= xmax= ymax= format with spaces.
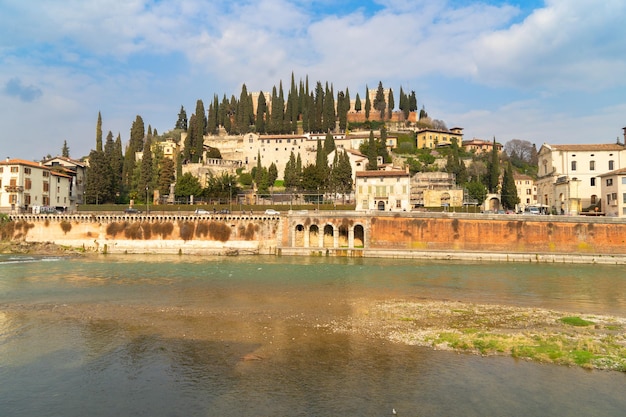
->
xmin=228 ymin=182 xmax=232 ymax=214
xmin=317 ymin=186 xmax=320 ymax=212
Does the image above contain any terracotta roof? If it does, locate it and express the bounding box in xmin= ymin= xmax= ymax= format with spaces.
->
xmin=550 ymin=144 xmax=625 ymax=152
xmin=356 ymin=170 xmax=410 ymax=178
xmin=599 ymin=168 xmax=626 ymax=177
xmin=0 ymin=158 xmax=47 ymax=169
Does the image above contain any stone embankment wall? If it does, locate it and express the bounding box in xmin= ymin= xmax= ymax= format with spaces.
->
xmin=5 ymin=213 xmax=281 ymax=255
xmin=5 ymin=211 xmax=626 ymax=263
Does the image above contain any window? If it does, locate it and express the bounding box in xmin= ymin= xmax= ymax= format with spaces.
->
xmin=0 ymin=167 xmax=3 ymax=173
xmin=396 ymin=200 xmax=401 ymax=208
xmin=11 ymin=166 xmax=18 ymax=173
xmin=43 ymin=182 xmax=49 ymax=192
xmin=607 ymin=178 xmax=613 ymax=186
xmin=609 ymin=160 xmax=615 ymax=170
xmin=526 ymin=189 xmax=531 ymax=195
xmin=43 ymin=171 xmax=49 ymax=177
xmin=591 ymin=178 xmax=596 ymax=186
xmin=25 ymin=178 xmax=31 ymax=190
xmin=623 ymin=193 xmax=626 ymax=204
xmin=622 ymin=177 xmax=626 ymax=185
xmin=24 ymin=167 xmax=31 ymax=175
xmin=590 ymin=161 xmax=595 ymax=171
xmin=571 ymin=161 xmax=577 ymax=171
xmin=24 ymin=194 xmax=31 ymax=205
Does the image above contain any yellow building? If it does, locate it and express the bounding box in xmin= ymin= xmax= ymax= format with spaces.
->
xmin=416 ymin=127 xmax=463 ymax=149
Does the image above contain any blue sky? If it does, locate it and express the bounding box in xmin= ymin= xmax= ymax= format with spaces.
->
xmin=1 ymin=0 xmax=626 ymax=161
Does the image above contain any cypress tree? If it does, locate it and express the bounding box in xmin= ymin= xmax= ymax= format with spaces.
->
xmin=61 ymin=140 xmax=70 ymax=157
xmin=323 ymin=132 xmax=335 ymax=155
xmin=96 ymin=112 xmax=103 ymax=152
xmin=139 ymin=134 xmax=153 ymax=202
xmin=364 ymin=86 xmax=371 ymax=120
xmin=367 ymin=130 xmax=377 ymax=170
xmin=255 ymin=91 xmax=267 ymax=133
xmin=387 ymin=88 xmax=394 ymax=119
xmin=193 ymin=100 xmax=206 ymax=161
xmin=409 ymin=90 xmax=417 ymax=112
xmin=501 ymin=163 xmax=519 ymax=210
xmin=175 ymin=105 xmax=187 ymax=130
xmin=487 ymin=137 xmax=500 ymax=193
xmin=355 ymin=93 xmax=362 ymax=113
xmin=373 ymin=81 xmax=386 ymax=120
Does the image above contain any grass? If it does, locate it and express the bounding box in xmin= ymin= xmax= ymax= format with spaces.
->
xmin=560 ymin=316 xmax=595 ymax=326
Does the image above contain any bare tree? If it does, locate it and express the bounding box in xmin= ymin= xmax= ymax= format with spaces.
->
xmin=504 ymin=139 xmax=534 ymax=164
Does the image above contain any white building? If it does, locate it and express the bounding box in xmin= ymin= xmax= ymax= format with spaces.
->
xmin=536 ymin=143 xmax=626 ymax=214
xmin=0 ymin=158 xmax=72 ymax=213
xmin=514 ymin=173 xmax=537 ymax=212
xmin=599 ymin=168 xmax=626 ymax=217
xmin=355 ymin=169 xmax=411 ymax=212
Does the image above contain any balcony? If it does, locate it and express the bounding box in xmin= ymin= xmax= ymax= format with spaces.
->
xmin=4 ymin=185 xmax=24 ymax=193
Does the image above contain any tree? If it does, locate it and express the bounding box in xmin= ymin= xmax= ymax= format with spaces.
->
xmin=323 ymin=132 xmax=335 ymax=155
xmin=364 ymin=86 xmax=371 ymax=120
xmin=500 ymin=163 xmax=520 ymax=210
xmin=283 ymin=151 xmax=298 ymax=190
xmin=366 ymin=130 xmax=378 ymax=170
xmin=487 ymin=137 xmax=500 ymax=193
xmin=255 ymin=91 xmax=267 ymax=133
xmin=61 ymin=140 xmax=70 ymax=157
xmin=409 ymin=91 xmax=417 ymax=112
xmin=175 ymin=105 xmax=187 ymax=130
xmin=466 ymin=180 xmax=487 ymax=206
xmin=355 ymin=93 xmax=362 ymax=113
xmin=175 ymin=172 xmax=202 ymax=202
xmin=373 ymin=81 xmax=386 ymax=119
xmin=330 ymin=150 xmax=353 ymax=198
xmin=139 ymin=134 xmax=153 ymax=202
xmin=387 ymin=88 xmax=394 ymax=119
xmin=157 ymin=157 xmax=175 ymax=197
xmin=96 ymin=112 xmax=103 ymax=152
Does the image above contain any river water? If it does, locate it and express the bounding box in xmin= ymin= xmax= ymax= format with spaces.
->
xmin=1 ymin=254 xmax=625 ymax=417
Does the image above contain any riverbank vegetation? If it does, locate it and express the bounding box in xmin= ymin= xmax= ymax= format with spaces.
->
xmin=332 ymin=300 xmax=626 ymax=372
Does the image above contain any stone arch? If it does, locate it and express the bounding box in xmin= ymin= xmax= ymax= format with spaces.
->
xmin=377 ymin=200 xmax=385 ymax=211
xmin=338 ymin=224 xmax=349 ymax=247
xmin=353 ymin=224 xmax=365 ymax=248
xmin=323 ymin=224 xmax=335 ymax=248
xmin=294 ymin=224 xmax=305 ymax=247
xmin=309 ymin=224 xmax=320 ymax=247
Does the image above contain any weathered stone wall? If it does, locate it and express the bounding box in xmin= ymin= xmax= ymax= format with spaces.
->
xmin=6 ymin=214 xmax=281 ymax=255
xmin=367 ymin=215 xmax=626 ymax=254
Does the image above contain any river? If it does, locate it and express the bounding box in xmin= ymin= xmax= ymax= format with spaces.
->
xmin=1 ymin=254 xmax=625 ymax=416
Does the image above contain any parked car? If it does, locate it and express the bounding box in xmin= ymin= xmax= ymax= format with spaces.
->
xmin=264 ymin=209 xmax=280 ymax=215
xmin=194 ymin=208 xmax=210 ymax=215
xmin=124 ymin=207 xmax=141 ymax=214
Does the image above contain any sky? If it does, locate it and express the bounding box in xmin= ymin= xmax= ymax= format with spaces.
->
xmin=1 ymin=0 xmax=626 ymax=161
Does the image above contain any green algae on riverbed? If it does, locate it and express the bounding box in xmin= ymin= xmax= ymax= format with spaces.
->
xmin=332 ymin=300 xmax=626 ymax=372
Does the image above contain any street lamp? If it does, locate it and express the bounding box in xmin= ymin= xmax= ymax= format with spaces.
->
xmin=317 ymin=186 xmax=320 ymax=212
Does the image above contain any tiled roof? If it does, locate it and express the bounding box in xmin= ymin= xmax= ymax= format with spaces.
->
xmin=551 ymin=144 xmax=626 ymax=152
xmin=599 ymin=168 xmax=626 ymax=177
xmin=0 ymin=158 xmax=47 ymax=169
xmin=356 ymin=170 xmax=409 ymax=177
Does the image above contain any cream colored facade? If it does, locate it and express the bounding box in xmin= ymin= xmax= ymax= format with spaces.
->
xmin=462 ymin=138 xmax=503 ymax=155
xmin=536 ymin=143 xmax=626 ymax=214
xmin=514 ymin=173 xmax=537 ymax=211
xmin=416 ymin=127 xmax=463 ymax=149
xmin=355 ymin=169 xmax=411 ymax=212
xmin=410 ymin=172 xmax=463 ymax=208
xmin=0 ymin=158 xmax=72 ymax=213
xmin=42 ymin=156 xmax=87 ymax=205
xmin=599 ymin=168 xmax=626 ymax=217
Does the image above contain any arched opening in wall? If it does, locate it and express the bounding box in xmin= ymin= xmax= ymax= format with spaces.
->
xmin=377 ymin=201 xmax=385 ymax=211
xmin=354 ymin=224 xmax=364 ymax=248
xmin=323 ymin=224 xmax=334 ymax=248
xmin=489 ymin=197 xmax=500 ymax=211
xmin=309 ymin=224 xmax=320 ymax=247
xmin=338 ymin=224 xmax=349 ymax=247
xmin=294 ymin=224 xmax=305 ymax=247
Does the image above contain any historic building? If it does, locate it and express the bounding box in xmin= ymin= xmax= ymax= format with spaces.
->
xmin=416 ymin=127 xmax=463 ymax=149
xmin=355 ymin=169 xmax=411 ymax=212
xmin=599 ymin=168 xmax=626 ymax=217
xmin=536 ymin=142 xmax=626 ymax=214
xmin=0 ymin=158 xmax=72 ymax=213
